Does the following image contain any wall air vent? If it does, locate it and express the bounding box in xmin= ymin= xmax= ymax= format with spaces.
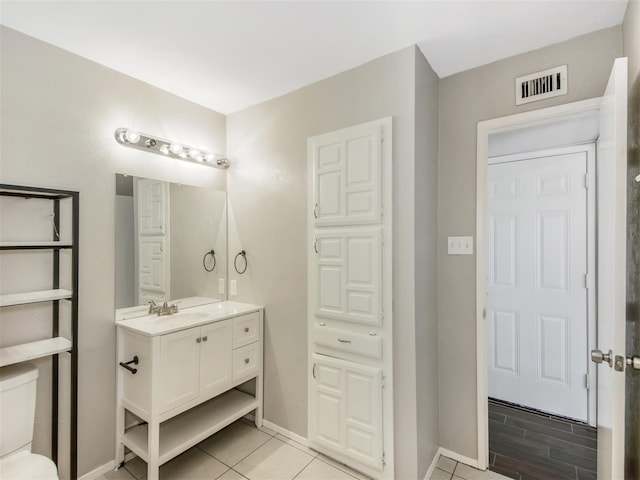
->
xmin=515 ymin=65 xmax=567 ymax=105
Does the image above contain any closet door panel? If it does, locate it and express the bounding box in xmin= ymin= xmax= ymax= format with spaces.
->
xmin=311 ymin=356 xmax=345 ymax=451
xmin=344 ymin=365 xmax=383 ymax=469
xmin=315 ymin=229 xmax=382 ymax=326
xmin=312 ymin=124 xmax=381 ymax=226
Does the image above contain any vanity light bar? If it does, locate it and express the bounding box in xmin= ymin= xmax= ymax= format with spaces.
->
xmin=114 ymin=128 xmax=230 ymax=169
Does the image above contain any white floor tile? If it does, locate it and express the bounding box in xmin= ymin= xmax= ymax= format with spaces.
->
xmin=99 ymin=468 xmax=137 ymax=480
xmin=314 ymin=454 xmax=372 ymax=480
xmin=159 ymin=447 xmax=229 ymax=480
xmin=199 ymin=420 xmax=273 ymax=467
xmin=234 ymin=437 xmax=314 ymax=480
xmin=294 ymin=458 xmax=357 ymax=480
xmin=274 ymin=434 xmax=318 ymax=457
xmin=453 ymin=463 xmax=511 ymax=480
xmin=217 ymin=469 xmax=248 ymax=480
xmin=430 ymin=467 xmax=453 ymax=480
xmin=124 ymin=456 xmax=147 ymax=479
xmin=436 ymin=456 xmax=457 ymax=474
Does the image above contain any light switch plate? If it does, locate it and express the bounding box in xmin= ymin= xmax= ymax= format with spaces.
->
xmin=448 ymin=236 xmax=474 ymax=255
xmin=218 ymin=278 xmax=225 ymax=295
xmin=230 ymin=279 xmax=237 ymax=296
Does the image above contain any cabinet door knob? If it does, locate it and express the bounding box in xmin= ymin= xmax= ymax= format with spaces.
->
xmin=196 ymin=337 xmax=201 ymax=343
xmin=202 ymin=336 xmax=208 ymax=342
xmin=244 ymin=358 xmax=250 ymax=364
xmin=244 ymin=327 xmax=250 ymax=333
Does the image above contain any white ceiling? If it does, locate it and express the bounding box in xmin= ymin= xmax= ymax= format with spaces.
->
xmin=0 ymin=1 xmax=629 ymax=114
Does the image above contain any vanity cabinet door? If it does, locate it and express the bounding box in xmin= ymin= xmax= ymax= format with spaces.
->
xmin=199 ymin=320 xmax=233 ymax=398
xmin=159 ymin=328 xmax=200 ymax=413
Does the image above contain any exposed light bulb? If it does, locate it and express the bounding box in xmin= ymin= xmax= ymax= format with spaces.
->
xmin=178 ymin=152 xmax=188 ymax=159
xmin=203 ymin=153 xmax=214 ymax=163
xmin=159 ymin=144 xmax=170 ymax=154
xmin=170 ymin=143 xmax=183 ymax=155
xmin=125 ymin=130 xmax=140 ymax=143
xmin=188 ymin=149 xmax=201 ymax=159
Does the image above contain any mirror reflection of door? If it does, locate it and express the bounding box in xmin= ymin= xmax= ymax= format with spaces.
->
xmin=136 ymin=178 xmax=170 ymax=305
xmin=114 ymin=174 xmax=228 ymax=309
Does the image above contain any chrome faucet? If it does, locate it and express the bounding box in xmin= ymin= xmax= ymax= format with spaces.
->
xmin=158 ymin=300 xmax=179 ymax=316
xmin=148 ymin=300 xmax=178 ymax=316
xmin=148 ymin=300 xmax=161 ymax=314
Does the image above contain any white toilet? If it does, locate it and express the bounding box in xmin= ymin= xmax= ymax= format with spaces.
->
xmin=0 ymin=363 xmax=59 ymax=479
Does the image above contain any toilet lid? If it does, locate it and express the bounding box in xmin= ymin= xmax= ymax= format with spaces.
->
xmin=0 ymin=451 xmax=58 ymax=479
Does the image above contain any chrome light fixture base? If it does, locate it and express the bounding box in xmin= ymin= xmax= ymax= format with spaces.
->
xmin=114 ymin=128 xmax=230 ymax=169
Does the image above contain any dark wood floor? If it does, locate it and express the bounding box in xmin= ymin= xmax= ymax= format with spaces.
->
xmin=488 ymin=398 xmax=597 ymax=480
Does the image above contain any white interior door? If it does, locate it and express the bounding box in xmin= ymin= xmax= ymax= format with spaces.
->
xmin=594 ymin=57 xmax=627 ymax=480
xmin=487 ymin=150 xmax=590 ymax=421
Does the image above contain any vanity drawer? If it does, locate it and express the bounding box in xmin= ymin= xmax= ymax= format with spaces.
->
xmin=232 ymin=343 xmax=260 ymax=380
xmin=313 ymin=324 xmax=382 ymax=360
xmin=232 ymin=312 xmax=260 ymax=348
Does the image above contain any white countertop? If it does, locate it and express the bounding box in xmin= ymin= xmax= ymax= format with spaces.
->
xmin=115 ymin=299 xmax=263 ymax=337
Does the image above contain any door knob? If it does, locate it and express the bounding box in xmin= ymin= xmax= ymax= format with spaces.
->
xmin=627 ymin=355 xmax=640 ymax=370
xmin=591 ymin=349 xmax=613 ymax=367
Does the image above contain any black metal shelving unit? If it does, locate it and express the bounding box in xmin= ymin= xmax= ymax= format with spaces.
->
xmin=0 ymin=184 xmax=79 ymax=480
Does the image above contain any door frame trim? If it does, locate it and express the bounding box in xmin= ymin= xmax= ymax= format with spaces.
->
xmin=475 ymin=97 xmax=602 ymax=469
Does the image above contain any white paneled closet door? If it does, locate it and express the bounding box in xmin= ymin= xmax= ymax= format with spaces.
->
xmin=135 ymin=178 xmax=170 ymax=304
xmin=308 ymin=118 xmax=393 ymax=479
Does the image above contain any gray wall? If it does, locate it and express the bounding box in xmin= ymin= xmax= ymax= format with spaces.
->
xmin=622 ymin=1 xmax=640 ymax=477
xmin=0 ymin=26 xmax=227 ymax=477
xmin=414 ymin=48 xmax=441 ymax=476
xmin=226 ymin=45 xmax=440 ymax=479
xmin=437 ymin=26 xmax=622 ymax=459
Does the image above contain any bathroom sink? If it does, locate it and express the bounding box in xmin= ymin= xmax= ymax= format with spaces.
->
xmin=157 ymin=311 xmax=211 ymax=322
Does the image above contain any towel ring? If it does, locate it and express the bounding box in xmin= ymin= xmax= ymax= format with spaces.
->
xmin=202 ymin=250 xmax=216 ymax=272
xmin=234 ymin=250 xmax=247 ymax=275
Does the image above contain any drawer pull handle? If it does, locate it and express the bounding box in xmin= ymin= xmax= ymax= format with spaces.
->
xmin=202 ymin=336 xmax=208 ymax=342
xmin=119 ymin=356 xmax=139 ymax=375
xmin=338 ymin=338 xmax=351 ymax=344
xmin=244 ymin=358 xmax=250 ymax=364
xmin=244 ymin=327 xmax=250 ymax=333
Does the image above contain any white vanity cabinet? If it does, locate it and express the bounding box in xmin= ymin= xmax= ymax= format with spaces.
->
xmin=115 ymin=301 xmax=263 ymax=480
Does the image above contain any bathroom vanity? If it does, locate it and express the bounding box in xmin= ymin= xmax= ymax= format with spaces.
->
xmin=115 ymin=298 xmax=263 ymax=480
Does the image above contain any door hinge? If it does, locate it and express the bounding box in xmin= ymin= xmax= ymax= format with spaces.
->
xmin=381 ymin=375 xmax=386 ymax=388
xmin=584 ymin=173 xmax=590 ymax=189
xmin=382 ymin=452 xmax=386 ymax=466
xmin=381 ymin=309 xmax=384 ymax=322
xmin=381 ymin=230 xmax=384 ymax=246
xmin=314 ymin=239 xmax=318 ymax=254
xmin=585 ymin=373 xmax=590 ymax=390
xmin=584 ymin=273 xmax=589 ymax=289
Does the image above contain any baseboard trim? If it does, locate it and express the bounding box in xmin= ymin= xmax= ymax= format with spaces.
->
xmin=262 ymin=419 xmax=310 ymax=447
xmin=78 ymin=460 xmax=116 ymax=480
xmin=423 ymin=449 xmax=441 ymax=480
xmin=437 ymin=447 xmax=480 ymax=469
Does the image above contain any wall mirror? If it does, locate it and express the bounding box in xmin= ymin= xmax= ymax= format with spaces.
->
xmin=115 ymin=174 xmax=227 ymax=313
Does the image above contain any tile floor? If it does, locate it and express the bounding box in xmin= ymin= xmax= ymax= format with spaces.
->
xmin=99 ymin=418 xmax=510 ymax=480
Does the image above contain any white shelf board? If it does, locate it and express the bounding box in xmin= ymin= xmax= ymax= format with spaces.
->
xmin=123 ymin=389 xmax=258 ymax=465
xmin=0 ymin=337 xmax=72 ymax=367
xmin=0 ymin=241 xmax=73 ymax=248
xmin=0 ymin=289 xmax=72 ymax=306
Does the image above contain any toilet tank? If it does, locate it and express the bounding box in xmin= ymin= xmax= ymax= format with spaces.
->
xmin=0 ymin=363 xmax=38 ymax=457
